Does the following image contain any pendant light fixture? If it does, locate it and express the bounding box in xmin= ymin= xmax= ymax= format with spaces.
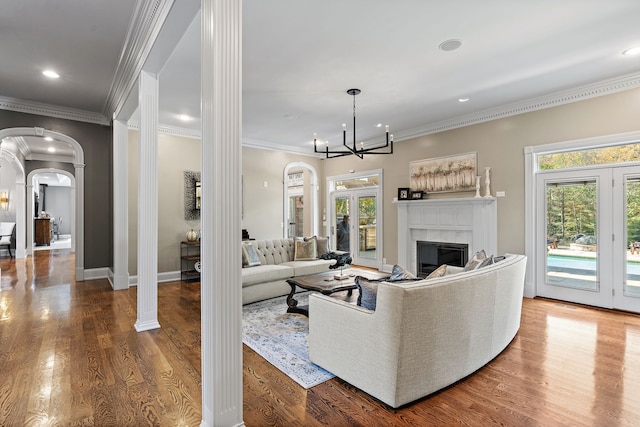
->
xmin=313 ymin=89 xmax=393 ymax=159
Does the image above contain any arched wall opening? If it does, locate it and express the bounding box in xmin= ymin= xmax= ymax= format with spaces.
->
xmin=0 ymin=127 xmax=85 ymax=280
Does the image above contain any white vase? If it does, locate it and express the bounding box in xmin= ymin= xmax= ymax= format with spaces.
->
xmin=484 ymin=167 xmax=491 ymax=197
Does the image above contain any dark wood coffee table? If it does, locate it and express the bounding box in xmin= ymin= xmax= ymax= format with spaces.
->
xmin=286 ymin=267 xmax=389 ymax=316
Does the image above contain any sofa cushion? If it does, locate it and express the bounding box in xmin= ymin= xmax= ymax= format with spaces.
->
xmin=294 ymin=236 xmax=317 ymax=260
xmin=463 ymin=250 xmax=487 ymax=271
xmin=281 ymin=259 xmax=335 ymax=276
xmin=242 ymin=264 xmax=293 ymax=287
xmin=242 ymin=243 xmax=261 ymax=267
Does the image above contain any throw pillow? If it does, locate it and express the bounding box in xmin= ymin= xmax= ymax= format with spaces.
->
xmin=463 ymin=250 xmax=487 ymax=271
xmin=478 ymin=254 xmax=507 ymax=269
xmin=294 ymin=236 xmax=317 ymax=260
xmin=355 ymin=275 xmax=382 ymax=310
xmin=426 ymin=263 xmax=448 ymax=279
xmin=389 ymin=264 xmax=415 ymax=281
xmin=242 ymin=243 xmax=261 ymax=267
xmin=315 ymin=236 xmax=331 ymax=257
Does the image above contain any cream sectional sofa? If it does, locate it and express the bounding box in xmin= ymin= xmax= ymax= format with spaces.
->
xmin=242 ymin=238 xmax=336 ymax=305
xmin=308 ymin=254 xmax=527 ymax=408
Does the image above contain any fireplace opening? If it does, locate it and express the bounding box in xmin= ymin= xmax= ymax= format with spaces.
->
xmin=416 ymin=241 xmax=468 ymax=277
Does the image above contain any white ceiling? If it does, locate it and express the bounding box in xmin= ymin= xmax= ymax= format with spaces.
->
xmin=2 ymin=1 xmax=640 ymax=155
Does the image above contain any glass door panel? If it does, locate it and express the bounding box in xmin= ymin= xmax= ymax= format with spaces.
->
xmin=545 ymin=180 xmax=598 ymax=291
xmin=334 ymin=196 xmax=350 ymax=252
xmin=288 ymin=194 xmax=303 ymax=237
xmin=357 ymin=195 xmax=377 ymax=260
xmin=613 ymin=166 xmax=640 ymax=312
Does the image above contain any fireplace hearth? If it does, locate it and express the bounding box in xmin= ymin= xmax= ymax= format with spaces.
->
xmin=417 ymin=241 xmax=468 ymax=277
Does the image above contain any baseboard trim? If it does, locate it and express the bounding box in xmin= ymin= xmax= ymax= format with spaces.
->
xmin=84 ymin=267 xmax=109 ymax=280
xmin=128 ymin=270 xmax=181 ymax=287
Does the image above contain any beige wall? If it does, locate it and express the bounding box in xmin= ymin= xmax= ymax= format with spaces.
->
xmin=128 ymin=131 xmax=202 ymax=276
xmin=242 ymin=147 xmax=323 ymax=240
xmin=322 ymin=87 xmax=640 ymax=264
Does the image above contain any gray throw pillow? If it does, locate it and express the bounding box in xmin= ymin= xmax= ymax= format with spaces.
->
xmin=463 ymin=250 xmax=487 ymax=271
xmin=315 ymin=236 xmax=330 ymax=257
xmin=242 ymin=243 xmax=261 ymax=267
xmin=355 ymin=276 xmax=382 ymax=310
xmin=389 ymin=264 xmax=415 ymax=281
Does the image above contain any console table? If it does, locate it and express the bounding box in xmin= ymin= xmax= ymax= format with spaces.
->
xmin=35 ymin=218 xmax=52 ymax=246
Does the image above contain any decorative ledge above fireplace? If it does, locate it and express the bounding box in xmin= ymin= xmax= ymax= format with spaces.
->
xmin=396 ymin=197 xmax=497 ymax=276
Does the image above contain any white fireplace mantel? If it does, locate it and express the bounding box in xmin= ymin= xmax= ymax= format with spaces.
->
xmin=396 ymin=197 xmax=497 ymax=275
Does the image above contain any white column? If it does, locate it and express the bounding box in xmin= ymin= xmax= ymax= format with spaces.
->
xmin=14 ymin=180 xmax=26 ymax=259
xmin=26 ymin=183 xmax=34 ymax=256
xmin=112 ymin=120 xmax=130 ymax=290
xmin=200 ymin=0 xmax=244 ymax=426
xmin=135 ymin=70 xmax=160 ymax=332
xmin=74 ymin=164 xmax=85 ymax=281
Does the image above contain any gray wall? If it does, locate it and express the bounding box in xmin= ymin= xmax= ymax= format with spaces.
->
xmin=0 ymin=110 xmax=112 ymax=269
xmin=43 ymin=186 xmax=71 ymax=235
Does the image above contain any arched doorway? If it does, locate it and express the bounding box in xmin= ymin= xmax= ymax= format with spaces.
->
xmin=0 ymin=127 xmax=85 ymax=280
xmin=283 ymin=162 xmax=319 ymax=238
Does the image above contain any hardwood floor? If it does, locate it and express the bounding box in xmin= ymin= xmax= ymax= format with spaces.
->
xmin=1 ymin=251 xmax=640 ymax=426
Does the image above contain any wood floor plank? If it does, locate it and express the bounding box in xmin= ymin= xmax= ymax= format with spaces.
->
xmin=1 ymin=251 xmax=640 ymax=426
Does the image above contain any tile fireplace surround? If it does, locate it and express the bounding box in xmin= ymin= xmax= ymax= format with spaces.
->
xmin=396 ymin=197 xmax=497 ymax=276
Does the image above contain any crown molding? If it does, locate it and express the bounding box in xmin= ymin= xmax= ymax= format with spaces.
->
xmin=394 ymin=72 xmax=640 ymax=142
xmin=104 ymin=0 xmax=176 ymax=119
xmin=242 ymin=137 xmax=324 ymax=158
xmin=127 ymin=121 xmax=202 ymax=139
xmin=0 ymin=96 xmax=109 ymax=125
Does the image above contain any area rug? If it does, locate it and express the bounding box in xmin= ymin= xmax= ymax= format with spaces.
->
xmin=242 ymin=292 xmax=335 ymax=388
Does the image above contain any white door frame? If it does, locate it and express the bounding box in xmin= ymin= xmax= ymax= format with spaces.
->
xmin=326 ymin=169 xmax=383 ymax=270
xmin=525 ymin=130 xmax=640 ymax=303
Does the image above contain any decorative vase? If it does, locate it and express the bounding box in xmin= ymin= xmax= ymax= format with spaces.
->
xmin=484 ymin=167 xmax=492 ymax=197
xmin=475 ymin=175 xmax=481 ymax=198
xmin=186 ymin=229 xmax=198 ymax=242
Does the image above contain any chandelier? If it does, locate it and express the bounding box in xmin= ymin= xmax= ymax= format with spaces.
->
xmin=313 ymin=88 xmax=393 ymax=159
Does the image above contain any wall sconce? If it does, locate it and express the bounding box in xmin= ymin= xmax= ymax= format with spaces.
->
xmin=0 ymin=192 xmax=8 ymax=210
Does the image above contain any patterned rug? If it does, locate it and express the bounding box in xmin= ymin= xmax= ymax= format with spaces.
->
xmin=242 ymin=292 xmax=335 ymax=388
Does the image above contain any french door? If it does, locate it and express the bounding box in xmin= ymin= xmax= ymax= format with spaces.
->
xmin=536 ymin=165 xmax=640 ymax=312
xmin=331 ymin=190 xmax=380 ymax=269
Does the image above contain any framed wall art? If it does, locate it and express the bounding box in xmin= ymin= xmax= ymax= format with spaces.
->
xmin=410 ymin=152 xmax=477 ymax=193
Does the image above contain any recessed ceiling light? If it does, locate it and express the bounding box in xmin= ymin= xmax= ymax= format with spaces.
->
xmin=458 ymin=97 xmax=470 ymax=103
xmin=376 ymin=123 xmax=382 ymax=128
xmin=623 ymin=46 xmax=640 ymax=56
xmin=42 ymin=69 xmax=60 ymax=79
xmin=47 ymin=147 xmax=56 ymax=153
xmin=439 ymin=39 xmax=462 ymax=52
xmin=177 ymin=114 xmax=193 ymax=121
